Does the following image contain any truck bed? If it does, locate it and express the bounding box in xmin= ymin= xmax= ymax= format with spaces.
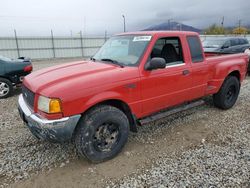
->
xmin=205 ymin=52 xmax=245 ymax=58
xmin=205 ymin=52 xmax=248 ymax=62
xmin=204 ymin=53 xmax=249 ymax=95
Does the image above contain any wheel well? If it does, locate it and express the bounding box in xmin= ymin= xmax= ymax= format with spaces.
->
xmin=84 ymin=100 xmax=138 ymax=132
xmin=228 ymin=70 xmax=240 ymax=81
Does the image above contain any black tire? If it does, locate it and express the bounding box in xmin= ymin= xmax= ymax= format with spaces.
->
xmin=0 ymin=78 xmax=13 ymax=99
xmin=74 ymin=105 xmax=129 ymax=163
xmin=213 ymin=76 xmax=240 ymax=109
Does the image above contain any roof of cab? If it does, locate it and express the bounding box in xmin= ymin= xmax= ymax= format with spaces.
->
xmin=116 ymin=31 xmax=199 ymax=37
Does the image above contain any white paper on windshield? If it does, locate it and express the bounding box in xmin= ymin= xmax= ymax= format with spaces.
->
xmin=133 ymin=36 xmax=152 ymax=42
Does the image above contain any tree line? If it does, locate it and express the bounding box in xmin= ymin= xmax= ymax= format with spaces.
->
xmin=203 ymin=24 xmax=250 ymax=35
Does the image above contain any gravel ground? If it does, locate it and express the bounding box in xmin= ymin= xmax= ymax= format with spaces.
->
xmin=0 ymin=59 xmax=249 ymax=187
xmin=0 ymin=59 xmax=79 ymax=187
xmin=111 ymin=144 xmax=250 ymax=187
xmin=108 ymin=79 xmax=250 ymax=188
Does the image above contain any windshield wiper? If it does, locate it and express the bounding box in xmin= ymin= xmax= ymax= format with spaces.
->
xmin=90 ymin=57 xmax=96 ymax=61
xmin=100 ymin=58 xmax=124 ymax=68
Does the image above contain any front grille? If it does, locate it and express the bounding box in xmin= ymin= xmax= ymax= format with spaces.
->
xmin=22 ymin=85 xmax=35 ymax=108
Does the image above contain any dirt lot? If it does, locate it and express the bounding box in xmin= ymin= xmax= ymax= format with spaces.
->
xmin=0 ymin=59 xmax=249 ymax=188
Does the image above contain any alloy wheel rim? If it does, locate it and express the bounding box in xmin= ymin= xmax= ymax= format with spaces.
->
xmin=0 ymin=82 xmax=10 ymax=97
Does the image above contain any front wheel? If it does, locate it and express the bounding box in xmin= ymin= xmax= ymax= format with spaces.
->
xmin=213 ymin=76 xmax=240 ymax=109
xmin=74 ymin=105 xmax=129 ymax=163
xmin=0 ymin=78 xmax=13 ymax=99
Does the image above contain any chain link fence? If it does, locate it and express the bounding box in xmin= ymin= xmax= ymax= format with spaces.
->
xmin=0 ymin=33 xmax=107 ymax=60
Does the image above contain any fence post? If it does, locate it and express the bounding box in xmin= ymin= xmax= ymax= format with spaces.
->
xmin=104 ymin=30 xmax=107 ymax=42
xmin=14 ymin=29 xmax=20 ymax=57
xmin=51 ymin=30 xmax=56 ymax=58
xmin=80 ymin=30 xmax=84 ymax=57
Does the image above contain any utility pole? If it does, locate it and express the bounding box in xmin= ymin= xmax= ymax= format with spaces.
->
xmin=168 ymin=19 xmax=173 ymax=30
xmin=122 ymin=15 xmax=126 ymax=32
xmin=80 ymin=30 xmax=84 ymax=57
xmin=238 ymin=19 xmax=241 ymax=29
xmin=179 ymin=23 xmax=182 ymax=31
xmin=221 ymin=16 xmax=224 ymax=28
xmin=14 ymin=29 xmax=20 ymax=57
xmin=84 ymin=16 xmax=86 ymax=37
xmin=104 ymin=30 xmax=107 ymax=42
xmin=238 ymin=19 xmax=242 ymax=35
xmin=51 ymin=30 xmax=56 ymax=58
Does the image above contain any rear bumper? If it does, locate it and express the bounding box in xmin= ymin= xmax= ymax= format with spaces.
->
xmin=18 ymin=94 xmax=81 ymax=142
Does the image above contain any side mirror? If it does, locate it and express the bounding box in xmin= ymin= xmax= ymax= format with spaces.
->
xmin=145 ymin=57 xmax=166 ymax=70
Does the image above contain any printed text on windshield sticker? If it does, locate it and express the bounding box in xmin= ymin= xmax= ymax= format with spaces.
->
xmin=133 ymin=36 xmax=152 ymax=42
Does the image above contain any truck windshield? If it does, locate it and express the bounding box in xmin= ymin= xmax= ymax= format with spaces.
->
xmin=93 ymin=35 xmax=151 ymax=66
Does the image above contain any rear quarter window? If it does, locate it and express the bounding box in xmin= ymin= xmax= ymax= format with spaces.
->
xmin=231 ymin=39 xmax=239 ymax=46
xmin=239 ymin=38 xmax=248 ymax=45
xmin=187 ymin=36 xmax=204 ymax=63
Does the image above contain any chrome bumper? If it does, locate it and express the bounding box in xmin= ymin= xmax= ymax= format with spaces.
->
xmin=18 ymin=94 xmax=81 ymax=142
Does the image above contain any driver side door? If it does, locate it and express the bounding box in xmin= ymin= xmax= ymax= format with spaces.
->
xmin=140 ymin=36 xmax=192 ymax=117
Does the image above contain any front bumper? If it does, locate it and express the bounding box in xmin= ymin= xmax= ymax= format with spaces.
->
xmin=18 ymin=94 xmax=81 ymax=142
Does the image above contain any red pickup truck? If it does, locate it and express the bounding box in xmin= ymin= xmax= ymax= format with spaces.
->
xmin=18 ymin=31 xmax=249 ymax=162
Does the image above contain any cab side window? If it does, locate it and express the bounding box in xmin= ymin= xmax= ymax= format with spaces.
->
xmin=187 ymin=36 xmax=204 ymax=63
xmin=150 ymin=37 xmax=184 ymax=66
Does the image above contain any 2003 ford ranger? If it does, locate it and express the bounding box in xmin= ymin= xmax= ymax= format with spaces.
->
xmin=18 ymin=31 xmax=249 ymax=162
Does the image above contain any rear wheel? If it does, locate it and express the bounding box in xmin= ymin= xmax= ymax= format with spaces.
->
xmin=213 ymin=76 xmax=240 ymax=109
xmin=74 ymin=105 xmax=129 ymax=163
xmin=0 ymin=78 xmax=13 ymax=99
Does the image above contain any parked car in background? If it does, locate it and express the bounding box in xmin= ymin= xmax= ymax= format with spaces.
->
xmin=203 ymin=37 xmax=250 ymax=54
xmin=18 ymin=31 xmax=249 ymax=163
xmin=0 ymin=55 xmax=32 ymax=99
xmin=203 ymin=37 xmax=250 ymax=74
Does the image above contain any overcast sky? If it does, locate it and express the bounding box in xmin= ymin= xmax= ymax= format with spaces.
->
xmin=0 ymin=0 xmax=249 ymax=36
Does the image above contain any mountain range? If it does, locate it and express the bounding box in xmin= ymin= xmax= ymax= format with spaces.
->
xmin=143 ymin=22 xmax=250 ymax=33
xmin=143 ymin=22 xmax=201 ymax=33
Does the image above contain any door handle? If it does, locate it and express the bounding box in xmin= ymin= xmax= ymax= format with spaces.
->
xmin=183 ymin=70 xmax=190 ymax=75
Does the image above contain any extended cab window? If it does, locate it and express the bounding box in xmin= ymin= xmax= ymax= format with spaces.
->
xmin=150 ymin=37 xmax=184 ymax=66
xmin=187 ymin=36 xmax=204 ymax=63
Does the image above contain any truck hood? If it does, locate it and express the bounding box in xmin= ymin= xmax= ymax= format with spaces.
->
xmin=23 ymin=60 xmax=139 ymax=97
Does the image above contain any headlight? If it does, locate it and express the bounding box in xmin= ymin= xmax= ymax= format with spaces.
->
xmin=38 ymin=95 xmax=62 ymax=113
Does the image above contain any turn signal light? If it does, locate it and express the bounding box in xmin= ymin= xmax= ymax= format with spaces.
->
xmin=49 ymin=99 xmax=62 ymax=113
xmin=38 ymin=96 xmax=62 ymax=114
